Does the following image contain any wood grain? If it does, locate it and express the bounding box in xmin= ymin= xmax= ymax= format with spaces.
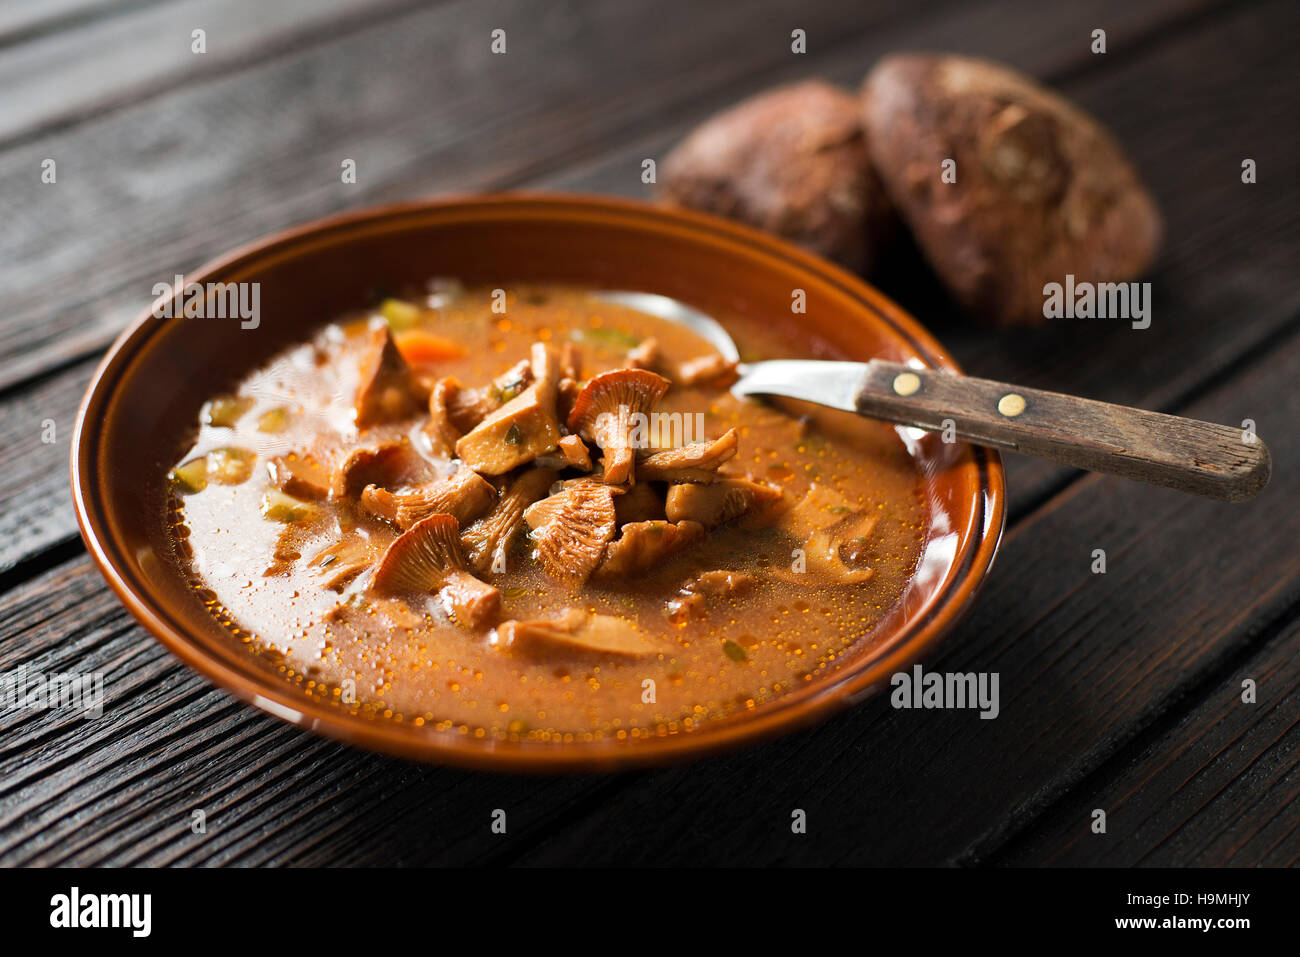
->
xmin=853 ymin=360 xmax=1271 ymax=501
xmin=0 ymin=556 xmax=617 ymax=866
xmin=990 ymin=614 xmax=1300 ymax=866
xmin=0 ymin=0 xmax=431 ymax=145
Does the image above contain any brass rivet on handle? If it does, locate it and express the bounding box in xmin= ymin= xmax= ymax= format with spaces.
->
xmin=893 ymin=372 xmax=921 ymax=397
xmin=998 ymin=392 xmax=1027 ymax=417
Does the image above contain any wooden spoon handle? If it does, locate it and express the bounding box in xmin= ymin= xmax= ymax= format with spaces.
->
xmin=856 ymin=360 xmax=1271 ymax=502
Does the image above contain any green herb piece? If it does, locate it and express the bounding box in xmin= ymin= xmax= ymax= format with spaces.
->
xmin=504 ymin=423 xmax=523 ymax=445
xmin=201 ymin=395 xmax=251 ymax=428
xmin=723 ymin=640 xmax=747 ymax=662
xmin=205 ymin=447 xmax=255 ymax=485
xmin=261 ymin=489 xmax=318 ymax=524
xmin=490 ymin=377 xmax=526 ymax=404
xmin=169 ymin=458 xmax=209 ymax=494
xmin=379 ymin=298 xmax=421 ymax=331
xmin=256 ymin=407 xmax=291 ymax=433
xmin=572 ymin=327 xmax=641 ymax=350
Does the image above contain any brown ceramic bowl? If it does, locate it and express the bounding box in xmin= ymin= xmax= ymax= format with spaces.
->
xmin=72 ymin=194 xmax=1005 ymax=772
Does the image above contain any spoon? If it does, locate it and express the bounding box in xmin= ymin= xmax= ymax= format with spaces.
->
xmin=595 ymin=291 xmax=1271 ymax=502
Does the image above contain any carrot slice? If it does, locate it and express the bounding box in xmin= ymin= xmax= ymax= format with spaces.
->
xmin=394 ymin=329 xmax=467 ymax=363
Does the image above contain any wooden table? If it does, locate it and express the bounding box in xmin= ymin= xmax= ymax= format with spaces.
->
xmin=1 ymin=0 xmax=1295 ymax=867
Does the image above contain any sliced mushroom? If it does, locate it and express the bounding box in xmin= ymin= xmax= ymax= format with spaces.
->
xmin=665 ymin=477 xmax=783 ymax=529
xmin=369 ymin=513 xmax=500 ymax=629
xmin=593 ymin=519 xmax=705 ymax=581
xmin=308 ymin=535 xmax=382 ymax=592
xmin=802 ymin=511 xmax=877 ymax=584
xmin=614 ymin=480 xmax=665 ymax=526
xmin=461 ymin=466 xmax=556 ymax=576
xmin=423 ymin=377 xmax=463 ymax=456
xmin=455 ymin=345 xmax=561 ymax=475
xmin=666 ymin=569 xmax=758 ymax=621
xmin=766 ymin=485 xmax=878 ymax=583
xmin=559 ymin=341 xmax=583 ymax=381
xmin=438 ymin=570 xmax=503 ymax=630
xmin=361 ymin=465 xmax=497 ymax=530
xmin=499 ymin=608 xmax=658 ymax=659
xmin=332 ymin=440 xmax=426 ymax=499
xmin=636 ymin=428 xmax=739 ymax=483
xmin=354 ymin=324 xmax=424 ymax=428
xmin=557 ymin=434 xmax=593 ymax=471
xmin=486 ymin=358 xmax=536 ymax=406
xmin=776 ymin=485 xmax=878 ymax=584
xmin=267 ymin=451 xmax=333 ymax=501
xmin=625 ymin=337 xmax=661 ymax=371
xmin=445 ymin=377 xmax=497 ymax=433
xmin=522 ymin=481 xmax=619 ymax=585
xmin=556 ymin=377 xmax=582 ymax=424
xmin=566 ymin=368 xmax=671 ymax=484
xmin=675 ymin=353 xmax=739 ymax=388
xmin=781 ymin=484 xmax=859 ymax=539
xmin=685 ymin=569 xmax=757 ymax=597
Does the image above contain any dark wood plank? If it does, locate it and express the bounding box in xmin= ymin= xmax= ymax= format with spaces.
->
xmin=0 ymin=360 xmax=92 ymax=576
xmin=990 ymin=613 xmax=1300 ymax=866
xmin=505 ymin=320 xmax=1300 ymax=866
xmin=0 ymin=555 xmax=617 ymax=866
xmin=0 ymin=0 xmax=130 ymax=47
xmin=0 ymin=0 xmax=429 ymax=145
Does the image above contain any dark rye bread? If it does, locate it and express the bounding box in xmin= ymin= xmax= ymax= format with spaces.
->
xmin=861 ymin=53 xmax=1162 ymax=326
xmin=661 ymin=79 xmax=895 ymax=273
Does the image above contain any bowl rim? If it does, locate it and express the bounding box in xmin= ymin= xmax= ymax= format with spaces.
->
xmin=71 ymin=192 xmax=1006 ymax=772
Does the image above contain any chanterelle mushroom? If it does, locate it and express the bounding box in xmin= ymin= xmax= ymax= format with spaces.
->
xmin=423 ymin=377 xmax=464 ymax=457
xmin=566 ymin=368 xmax=671 ymax=484
xmin=665 ymin=477 xmax=783 ymax=529
xmin=360 ymin=465 xmax=497 ymax=530
xmin=776 ymin=485 xmax=877 ymax=584
xmin=308 ymin=535 xmax=381 ymax=592
xmin=593 ymin=519 xmax=706 ymax=581
xmin=522 ymin=481 xmax=620 ymax=585
xmin=369 ymin=513 xmax=500 ymax=629
xmin=455 ymin=344 xmax=561 ymax=475
xmin=354 ymin=324 xmax=424 ymax=428
xmin=461 ymin=466 xmax=556 ymax=576
xmin=332 ymin=440 xmax=427 ymax=499
xmin=636 ymin=428 xmax=739 ymax=483
xmin=499 ymin=608 xmax=658 ymax=659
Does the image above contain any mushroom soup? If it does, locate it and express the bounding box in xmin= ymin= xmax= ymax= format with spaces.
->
xmin=168 ymin=284 xmax=927 ymax=741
